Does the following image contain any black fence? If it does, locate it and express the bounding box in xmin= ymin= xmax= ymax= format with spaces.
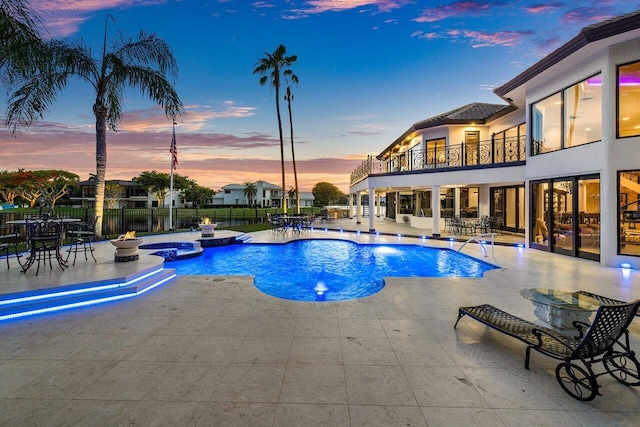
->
xmin=0 ymin=207 xmax=321 ymax=238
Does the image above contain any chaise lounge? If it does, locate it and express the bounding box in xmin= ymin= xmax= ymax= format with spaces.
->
xmin=454 ymin=300 xmax=640 ymax=401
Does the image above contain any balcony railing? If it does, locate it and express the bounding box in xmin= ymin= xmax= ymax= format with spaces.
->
xmin=350 ymin=135 xmax=526 ymax=185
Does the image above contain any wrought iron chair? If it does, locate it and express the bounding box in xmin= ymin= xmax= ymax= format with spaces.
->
xmin=0 ymin=224 xmax=23 ymax=269
xmin=65 ymin=215 xmax=98 ymax=265
xmin=22 ymin=218 xmax=66 ymax=275
xmin=454 ymin=300 xmax=640 ymax=401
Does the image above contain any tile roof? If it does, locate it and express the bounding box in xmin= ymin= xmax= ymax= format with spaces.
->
xmin=378 ymin=102 xmax=514 ymax=158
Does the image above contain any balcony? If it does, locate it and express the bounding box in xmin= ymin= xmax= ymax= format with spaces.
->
xmin=351 ymin=135 xmax=526 ymax=185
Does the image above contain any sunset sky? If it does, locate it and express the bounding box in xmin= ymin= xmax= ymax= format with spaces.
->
xmin=1 ymin=0 xmax=637 ymax=193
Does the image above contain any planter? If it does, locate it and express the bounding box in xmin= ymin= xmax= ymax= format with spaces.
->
xmin=199 ymin=223 xmax=217 ymax=238
xmin=110 ymin=238 xmax=143 ymax=262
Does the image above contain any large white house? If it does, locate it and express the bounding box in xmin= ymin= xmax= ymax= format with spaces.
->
xmin=212 ymin=180 xmax=314 ymax=208
xmin=349 ymin=11 xmax=640 ymax=269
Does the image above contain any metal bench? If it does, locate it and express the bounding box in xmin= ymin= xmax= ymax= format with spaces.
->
xmin=454 ymin=301 xmax=640 ymax=401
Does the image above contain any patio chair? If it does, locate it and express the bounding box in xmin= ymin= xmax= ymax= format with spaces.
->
xmin=454 ymin=300 xmax=640 ymax=401
xmin=574 ymin=291 xmax=639 ymax=318
xmin=22 ymin=218 xmax=66 ymax=275
xmin=0 ymin=224 xmax=23 ymax=269
xmin=65 ymin=215 xmax=98 ymax=265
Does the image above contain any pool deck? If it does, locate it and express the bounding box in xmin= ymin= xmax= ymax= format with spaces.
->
xmin=1 ymin=218 xmax=639 ymax=426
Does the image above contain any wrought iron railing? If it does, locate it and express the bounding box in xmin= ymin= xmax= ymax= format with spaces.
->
xmin=350 ymin=135 xmax=526 ymax=185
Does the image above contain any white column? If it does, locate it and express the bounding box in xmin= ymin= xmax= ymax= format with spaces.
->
xmin=431 ymin=185 xmax=441 ymax=237
xmin=368 ymin=187 xmax=375 ymax=232
xmin=356 ymin=191 xmax=362 ymax=224
xmin=349 ymin=192 xmax=354 ymax=219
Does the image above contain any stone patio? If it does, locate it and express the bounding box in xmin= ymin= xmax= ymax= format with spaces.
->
xmin=0 ymin=219 xmax=638 ymax=426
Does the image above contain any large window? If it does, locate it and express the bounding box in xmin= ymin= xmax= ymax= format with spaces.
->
xmin=425 ymin=138 xmax=446 ymax=168
xmin=414 ymin=190 xmax=432 ymax=217
xmin=531 ymin=74 xmax=602 ymax=154
xmin=619 ymin=170 xmax=640 ymax=256
xmin=460 ymin=187 xmax=478 ymax=218
xmin=618 ymin=61 xmax=640 ymax=138
xmin=531 ymin=176 xmax=600 ymax=261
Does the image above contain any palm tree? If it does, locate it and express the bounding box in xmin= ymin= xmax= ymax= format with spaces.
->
xmin=253 ymin=44 xmax=297 ymax=214
xmin=243 ymin=181 xmax=257 ymax=206
xmin=284 ymin=79 xmax=300 ymax=214
xmin=0 ymin=0 xmax=46 ymax=90
xmin=5 ymin=15 xmax=184 ymax=236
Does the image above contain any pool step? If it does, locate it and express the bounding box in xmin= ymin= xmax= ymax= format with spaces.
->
xmin=236 ymin=233 xmax=252 ymax=243
xmin=0 ymin=267 xmax=176 ymax=320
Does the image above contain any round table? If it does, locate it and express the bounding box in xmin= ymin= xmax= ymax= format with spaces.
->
xmin=520 ymin=288 xmax=601 ymax=335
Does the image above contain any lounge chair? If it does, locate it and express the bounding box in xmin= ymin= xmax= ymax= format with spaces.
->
xmin=574 ymin=291 xmax=639 ymax=318
xmin=454 ymin=300 xmax=640 ymax=401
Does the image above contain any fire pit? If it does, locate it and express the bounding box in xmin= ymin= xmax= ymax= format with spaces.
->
xmin=110 ymin=231 xmax=143 ymax=262
xmin=199 ymin=219 xmax=217 ymax=238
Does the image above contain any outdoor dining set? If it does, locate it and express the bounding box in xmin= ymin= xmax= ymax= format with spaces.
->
xmin=445 ymin=215 xmax=503 ymax=236
xmin=267 ymin=213 xmax=315 ymax=233
xmin=0 ymin=215 xmax=97 ymax=275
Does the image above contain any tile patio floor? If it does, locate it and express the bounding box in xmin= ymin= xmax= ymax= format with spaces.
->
xmin=0 ymin=218 xmax=639 ymax=426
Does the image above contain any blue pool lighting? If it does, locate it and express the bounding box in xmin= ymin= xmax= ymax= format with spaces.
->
xmin=0 ymin=272 xmax=176 ymax=321
xmin=620 ymin=262 xmax=632 ymax=269
xmin=170 ymin=239 xmax=497 ymax=302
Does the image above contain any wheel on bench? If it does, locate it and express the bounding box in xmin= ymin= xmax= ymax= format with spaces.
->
xmin=555 ymin=362 xmax=599 ymax=401
xmin=603 ymin=352 xmax=640 ymax=386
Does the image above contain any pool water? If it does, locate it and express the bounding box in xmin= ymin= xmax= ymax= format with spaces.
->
xmin=171 ymin=239 xmax=498 ymax=302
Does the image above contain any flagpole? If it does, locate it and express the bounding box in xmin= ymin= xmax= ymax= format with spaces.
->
xmin=169 ymin=121 xmax=176 ymax=231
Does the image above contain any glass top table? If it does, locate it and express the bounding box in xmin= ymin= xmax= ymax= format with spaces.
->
xmin=520 ymin=288 xmax=602 ymax=311
xmin=520 ymin=288 xmax=602 ymax=335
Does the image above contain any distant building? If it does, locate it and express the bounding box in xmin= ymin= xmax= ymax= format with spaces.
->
xmin=71 ymin=180 xmax=187 ymax=209
xmin=212 ymin=180 xmax=314 ymax=208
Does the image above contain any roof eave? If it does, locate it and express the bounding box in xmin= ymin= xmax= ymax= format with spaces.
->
xmin=495 ymin=12 xmax=640 ymax=97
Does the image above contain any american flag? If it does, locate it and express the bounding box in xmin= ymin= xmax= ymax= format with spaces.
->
xmin=170 ymin=125 xmax=178 ymax=169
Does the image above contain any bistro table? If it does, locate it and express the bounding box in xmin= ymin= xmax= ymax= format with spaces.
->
xmin=520 ymin=288 xmax=602 ymax=335
xmin=6 ymin=218 xmax=81 ymax=274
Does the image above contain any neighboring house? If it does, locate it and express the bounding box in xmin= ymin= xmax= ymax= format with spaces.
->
xmin=72 ymin=180 xmax=149 ymax=209
xmin=349 ymin=11 xmax=640 ymax=268
xmin=213 ymin=181 xmax=315 ymax=208
xmin=71 ymin=180 xmax=187 ymax=208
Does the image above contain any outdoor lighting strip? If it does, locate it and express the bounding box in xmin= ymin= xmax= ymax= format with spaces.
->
xmin=0 ymin=273 xmax=176 ymax=321
xmin=0 ymin=267 xmax=165 ymax=306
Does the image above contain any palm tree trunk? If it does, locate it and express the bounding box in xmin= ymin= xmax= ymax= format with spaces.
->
xmin=275 ymin=85 xmax=287 ymax=214
xmin=287 ymin=93 xmax=300 ymax=214
xmin=94 ymin=103 xmax=108 ymax=237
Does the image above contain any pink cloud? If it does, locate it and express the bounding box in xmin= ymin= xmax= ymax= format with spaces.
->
xmin=561 ymin=7 xmax=617 ymax=24
xmin=525 ymin=3 xmax=563 ymax=14
xmin=448 ymin=29 xmax=532 ymax=48
xmin=30 ymin=0 xmax=165 ymax=37
xmin=414 ymin=1 xmax=494 ymax=23
xmin=295 ymin=0 xmax=405 ymax=15
xmin=0 ymin=120 xmax=360 ymax=192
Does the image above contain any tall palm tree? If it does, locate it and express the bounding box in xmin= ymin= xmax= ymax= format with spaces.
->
xmin=5 ymin=16 xmax=184 ymax=236
xmin=284 ymin=79 xmax=300 ymax=214
xmin=253 ymin=44 xmax=297 ymax=214
xmin=243 ymin=181 xmax=257 ymax=206
xmin=0 ymin=0 xmax=46 ymax=96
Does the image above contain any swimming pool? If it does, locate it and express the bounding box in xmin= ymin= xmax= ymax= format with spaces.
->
xmin=171 ymin=239 xmax=498 ymax=301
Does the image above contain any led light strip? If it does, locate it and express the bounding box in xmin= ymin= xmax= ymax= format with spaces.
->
xmin=0 ymin=268 xmax=165 ymax=306
xmin=0 ymin=272 xmax=175 ymax=321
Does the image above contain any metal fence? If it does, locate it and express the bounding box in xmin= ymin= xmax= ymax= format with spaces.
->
xmin=0 ymin=206 xmax=321 ymax=237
